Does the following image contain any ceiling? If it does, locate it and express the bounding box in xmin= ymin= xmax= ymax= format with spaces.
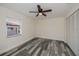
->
xmin=0 ymin=3 xmax=79 ymax=19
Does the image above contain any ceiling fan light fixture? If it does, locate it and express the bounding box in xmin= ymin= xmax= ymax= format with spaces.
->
xmin=39 ymin=13 xmax=42 ymax=15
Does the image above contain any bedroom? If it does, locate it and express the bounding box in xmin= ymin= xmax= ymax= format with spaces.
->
xmin=0 ymin=3 xmax=79 ymax=56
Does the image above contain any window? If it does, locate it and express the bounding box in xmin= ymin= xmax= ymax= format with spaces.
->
xmin=7 ymin=22 xmax=21 ymax=37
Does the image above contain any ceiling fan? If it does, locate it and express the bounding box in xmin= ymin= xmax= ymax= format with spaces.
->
xmin=29 ymin=5 xmax=52 ymax=16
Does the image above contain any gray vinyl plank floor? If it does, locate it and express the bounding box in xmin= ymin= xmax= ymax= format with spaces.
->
xmin=1 ymin=38 xmax=75 ymax=56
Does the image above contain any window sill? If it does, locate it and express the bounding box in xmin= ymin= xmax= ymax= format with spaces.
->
xmin=7 ymin=34 xmax=21 ymax=38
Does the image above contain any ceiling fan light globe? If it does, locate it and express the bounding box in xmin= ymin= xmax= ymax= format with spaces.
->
xmin=39 ymin=13 xmax=42 ymax=15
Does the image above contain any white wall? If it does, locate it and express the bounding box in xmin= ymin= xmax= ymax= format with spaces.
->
xmin=36 ymin=17 xmax=65 ymax=41
xmin=0 ymin=6 xmax=35 ymax=54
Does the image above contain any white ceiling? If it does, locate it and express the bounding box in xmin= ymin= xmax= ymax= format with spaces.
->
xmin=0 ymin=3 xmax=79 ymax=19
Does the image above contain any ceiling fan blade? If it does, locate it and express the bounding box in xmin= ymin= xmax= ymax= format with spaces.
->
xmin=43 ymin=9 xmax=52 ymax=12
xmin=29 ymin=11 xmax=38 ymax=13
xmin=42 ymin=13 xmax=47 ymax=16
xmin=37 ymin=5 xmax=42 ymax=12
xmin=36 ymin=13 xmax=39 ymax=17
